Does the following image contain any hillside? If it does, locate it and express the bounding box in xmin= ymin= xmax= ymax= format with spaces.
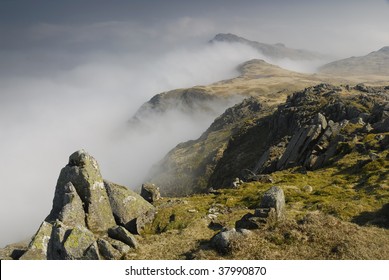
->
xmin=2 ymin=83 xmax=387 ymax=260
xmin=211 ymin=33 xmax=326 ymax=61
xmin=319 ymin=46 xmax=389 ymax=77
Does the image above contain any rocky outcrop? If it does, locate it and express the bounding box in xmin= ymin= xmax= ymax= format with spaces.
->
xmin=47 ymin=150 xmax=116 ymax=233
xmin=14 ymin=150 xmax=154 ymax=260
xmin=208 ymin=84 xmax=389 ymax=189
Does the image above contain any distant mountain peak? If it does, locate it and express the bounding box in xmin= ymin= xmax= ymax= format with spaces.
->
xmin=211 ymin=33 xmax=325 ymax=61
xmin=378 ymin=46 xmax=389 ymax=53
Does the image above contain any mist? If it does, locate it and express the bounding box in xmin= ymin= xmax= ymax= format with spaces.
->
xmin=1 ymin=0 xmax=389 ymax=248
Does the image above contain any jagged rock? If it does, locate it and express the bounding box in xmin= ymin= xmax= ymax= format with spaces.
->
xmin=57 ymin=182 xmax=86 ymax=227
xmin=259 ymin=186 xmax=285 ymax=220
xmin=122 ymin=209 xmax=156 ymax=236
xmin=246 ymin=174 xmax=273 ymax=183
xmin=313 ymin=113 xmax=327 ymax=130
xmin=108 ymin=226 xmax=138 ymax=249
xmin=104 ymin=181 xmax=155 ymax=233
xmin=277 ymin=124 xmax=322 ymax=169
xmin=0 ymin=241 xmax=28 ymax=260
xmin=62 ymin=225 xmax=96 ymax=260
xmin=106 ymin=237 xmax=132 ymax=255
xmin=20 ymin=221 xmax=53 ymax=260
xmin=140 ymin=183 xmax=161 ymax=203
xmin=83 ymin=242 xmax=101 ymax=260
xmin=48 ymin=150 xmax=115 ymax=233
xmin=97 ymin=238 xmax=122 ymax=260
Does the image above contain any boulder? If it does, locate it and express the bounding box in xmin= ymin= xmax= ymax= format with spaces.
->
xmin=104 ymin=181 xmax=155 ymax=233
xmin=57 ymin=182 xmax=86 ymax=227
xmin=48 ymin=150 xmax=115 ymax=233
xmin=211 ymin=228 xmax=249 ymax=254
xmin=108 ymin=226 xmax=138 ymax=249
xmin=141 ymin=183 xmax=161 ymax=203
xmin=20 ymin=221 xmax=53 ymax=260
xmin=62 ymin=225 xmax=96 ymax=260
xmin=97 ymin=238 xmax=122 ymax=260
xmin=259 ymin=186 xmax=285 ymax=220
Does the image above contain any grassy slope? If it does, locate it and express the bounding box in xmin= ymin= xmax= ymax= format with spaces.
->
xmin=127 ymin=131 xmax=388 ymax=259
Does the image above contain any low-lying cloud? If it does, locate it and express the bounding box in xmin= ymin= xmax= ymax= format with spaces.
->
xmin=0 ymin=36 xmax=263 ymax=246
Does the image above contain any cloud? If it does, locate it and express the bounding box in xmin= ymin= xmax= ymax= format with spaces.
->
xmin=0 ymin=23 xmax=260 ymax=247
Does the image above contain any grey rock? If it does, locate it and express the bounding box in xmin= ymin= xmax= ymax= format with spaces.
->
xmin=126 ymin=209 xmax=156 ymax=235
xmin=108 ymin=226 xmax=138 ymax=249
xmin=313 ymin=113 xmax=327 ymax=130
xmin=20 ymin=221 xmax=53 ymax=260
xmin=57 ymin=182 xmax=86 ymax=227
xmin=83 ymin=242 xmax=101 ymax=260
xmin=235 ymin=213 xmax=266 ymax=229
xmin=104 ymin=181 xmax=155 ymax=233
xmin=141 ymin=183 xmax=161 ymax=203
xmin=97 ymin=238 xmax=122 ymax=260
xmin=62 ymin=225 xmax=96 ymax=260
xmin=211 ymin=228 xmax=246 ymax=254
xmin=48 ymin=150 xmax=116 ymax=233
xmin=259 ymin=186 xmax=285 ymax=220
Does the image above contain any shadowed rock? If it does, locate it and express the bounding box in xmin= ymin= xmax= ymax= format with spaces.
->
xmin=104 ymin=181 xmax=155 ymax=233
xmin=141 ymin=183 xmax=161 ymax=203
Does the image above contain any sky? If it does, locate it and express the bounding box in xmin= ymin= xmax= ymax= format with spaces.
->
xmin=0 ymin=0 xmax=389 ymax=247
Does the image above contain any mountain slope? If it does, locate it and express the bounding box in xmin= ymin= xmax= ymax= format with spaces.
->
xmin=319 ymin=46 xmax=389 ymax=77
xmin=211 ymin=33 xmax=326 ymax=61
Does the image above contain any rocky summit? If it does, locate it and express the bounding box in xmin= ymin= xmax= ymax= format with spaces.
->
xmin=2 ymin=150 xmax=154 ymax=260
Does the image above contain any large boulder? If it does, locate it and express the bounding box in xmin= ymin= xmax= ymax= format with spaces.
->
xmin=104 ymin=181 xmax=155 ymax=233
xmin=108 ymin=226 xmax=138 ymax=249
xmin=47 ymin=150 xmax=116 ymax=233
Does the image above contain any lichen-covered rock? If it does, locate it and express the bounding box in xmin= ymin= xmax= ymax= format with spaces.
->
xmin=259 ymin=186 xmax=285 ymax=220
xmin=57 ymin=182 xmax=86 ymax=227
xmin=108 ymin=226 xmax=138 ymax=249
xmin=83 ymin=241 xmax=101 ymax=260
xmin=104 ymin=181 xmax=155 ymax=233
xmin=62 ymin=225 xmax=96 ymax=260
xmin=48 ymin=150 xmax=115 ymax=233
xmin=97 ymin=238 xmax=122 ymax=260
xmin=20 ymin=221 xmax=53 ymax=260
xmin=140 ymin=183 xmax=161 ymax=203
xmin=126 ymin=209 xmax=156 ymax=235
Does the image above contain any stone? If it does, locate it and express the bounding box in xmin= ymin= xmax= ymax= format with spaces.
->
xmin=363 ymin=123 xmax=373 ymax=133
xmin=259 ymin=186 xmax=285 ymax=220
xmin=369 ymin=152 xmax=380 ymax=161
xmin=20 ymin=221 xmax=53 ymax=260
xmin=104 ymin=181 xmax=155 ymax=233
xmin=97 ymin=238 xmax=122 ymax=260
xmin=302 ymin=185 xmax=313 ymax=193
xmin=313 ymin=113 xmax=327 ymax=130
xmin=106 ymin=238 xmax=132 ymax=255
xmin=62 ymin=225 xmax=96 ymax=260
xmin=211 ymin=228 xmax=247 ymax=254
xmin=48 ymin=150 xmax=116 ymax=233
xmin=126 ymin=209 xmax=156 ymax=235
xmin=57 ymin=182 xmax=86 ymax=227
xmin=141 ymin=183 xmax=161 ymax=203
xmin=83 ymin=242 xmax=101 ymax=260
xmin=235 ymin=213 xmax=266 ymax=229
xmin=108 ymin=226 xmax=138 ymax=249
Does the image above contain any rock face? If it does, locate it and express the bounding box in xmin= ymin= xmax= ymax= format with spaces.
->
xmin=15 ymin=150 xmax=154 ymax=260
xmin=208 ymin=84 xmax=389 ymax=189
